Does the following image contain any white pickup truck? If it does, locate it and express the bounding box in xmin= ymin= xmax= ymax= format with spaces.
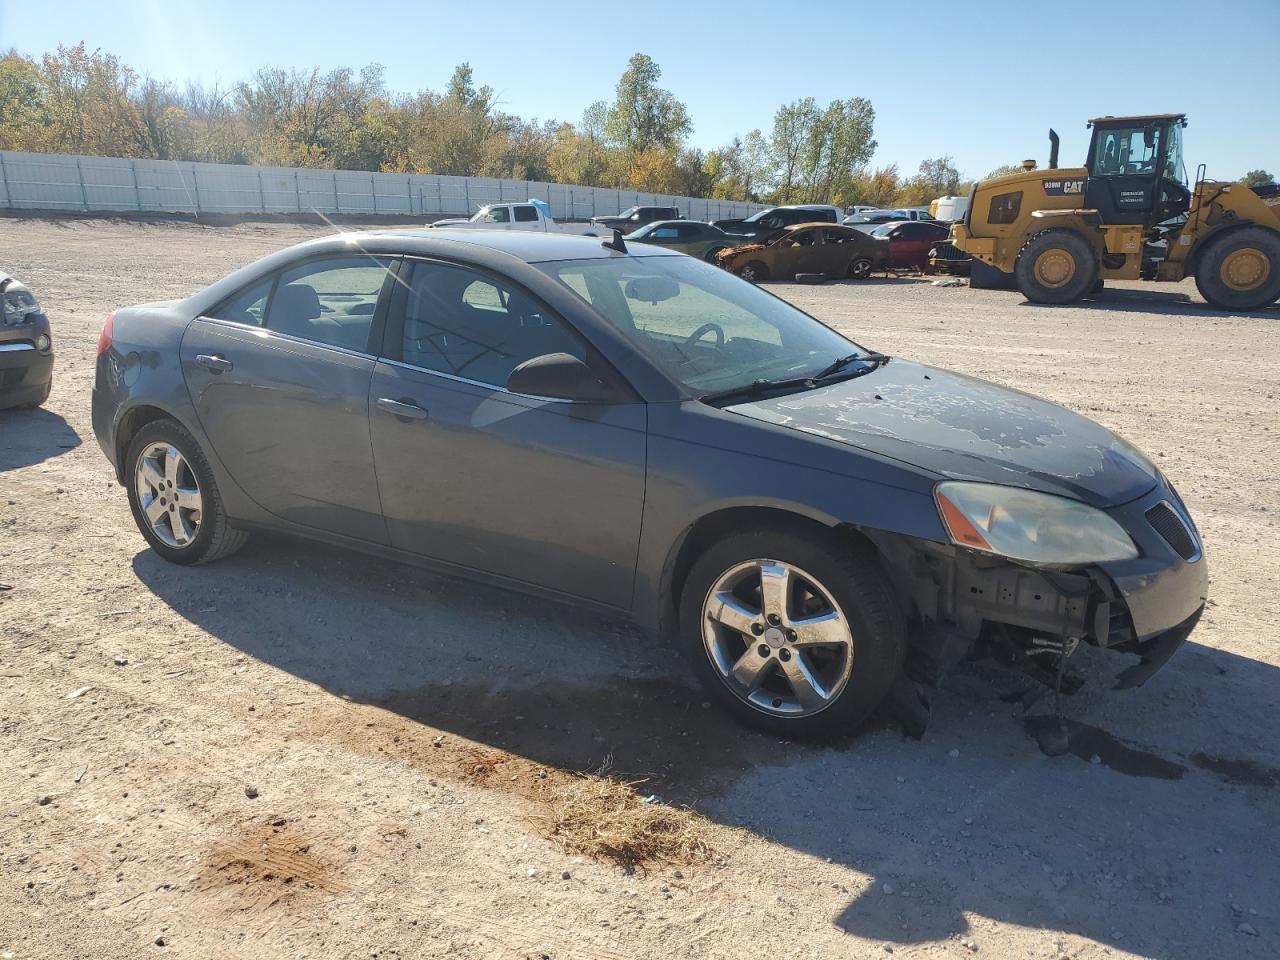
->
xmin=430 ymin=199 xmax=600 ymax=236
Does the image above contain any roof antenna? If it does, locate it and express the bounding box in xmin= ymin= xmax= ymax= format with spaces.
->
xmin=602 ymin=228 xmax=627 ymax=253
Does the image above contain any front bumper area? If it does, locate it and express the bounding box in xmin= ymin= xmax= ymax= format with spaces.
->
xmin=877 ymin=480 xmax=1208 ymax=690
xmin=0 ymin=340 xmax=54 ymax=409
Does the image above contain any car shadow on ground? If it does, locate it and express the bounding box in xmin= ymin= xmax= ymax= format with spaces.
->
xmin=0 ymin=406 xmax=81 ymax=470
xmin=132 ymin=534 xmax=1279 ymax=959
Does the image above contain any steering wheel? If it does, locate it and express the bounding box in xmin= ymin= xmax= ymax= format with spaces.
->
xmin=685 ymin=322 xmax=725 ymax=349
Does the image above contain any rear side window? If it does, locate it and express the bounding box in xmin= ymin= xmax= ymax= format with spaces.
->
xmin=266 ymin=256 xmax=393 ymax=351
xmin=513 ymin=205 xmax=538 ymax=222
xmin=208 ymin=278 xmax=273 ymax=326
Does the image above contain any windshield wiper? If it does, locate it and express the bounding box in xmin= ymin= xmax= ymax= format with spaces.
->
xmin=699 ymin=353 xmax=890 ymax=408
xmin=812 ymin=351 xmax=889 ymax=380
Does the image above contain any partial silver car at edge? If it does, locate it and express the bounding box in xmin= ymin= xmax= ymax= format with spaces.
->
xmin=91 ymin=230 xmax=1207 ymax=736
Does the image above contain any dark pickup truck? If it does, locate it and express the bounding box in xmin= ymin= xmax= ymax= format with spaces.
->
xmin=589 ymin=205 xmax=682 ymax=234
xmin=713 ymin=204 xmax=842 ymax=240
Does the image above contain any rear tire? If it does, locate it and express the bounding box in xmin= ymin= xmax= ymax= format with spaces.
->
xmin=1015 ymin=229 xmax=1099 ymax=304
xmin=679 ymin=526 xmax=906 ymax=738
xmin=1194 ymin=227 xmax=1280 ymax=311
xmin=125 ymin=418 xmax=249 ymax=565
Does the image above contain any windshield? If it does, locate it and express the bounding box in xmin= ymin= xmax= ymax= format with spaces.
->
xmin=537 ymin=255 xmax=865 ymax=395
xmin=741 ymin=208 xmax=777 ymax=223
xmin=1164 ymin=122 xmax=1187 ymax=184
xmin=626 ymin=222 xmax=658 ymax=239
xmin=615 ymin=206 xmax=640 ymax=218
xmin=470 ymin=205 xmax=509 ymax=223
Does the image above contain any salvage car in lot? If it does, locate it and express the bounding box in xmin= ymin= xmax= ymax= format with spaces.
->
xmin=716 ymin=223 xmax=888 ymax=282
xmin=871 ymin=220 xmax=953 ymax=270
xmin=0 ymin=270 xmax=54 ymax=410
xmin=92 ymin=230 xmax=1208 ymax=736
xmin=626 ymin=220 xmax=742 ymax=261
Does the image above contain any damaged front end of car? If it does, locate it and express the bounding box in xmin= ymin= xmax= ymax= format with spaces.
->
xmin=866 ymin=478 xmax=1208 ymax=734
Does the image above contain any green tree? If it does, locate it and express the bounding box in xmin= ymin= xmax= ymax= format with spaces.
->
xmin=604 ymin=54 xmax=691 ymax=155
xmin=768 ymin=97 xmax=876 ymax=203
xmin=0 ymin=50 xmax=49 ymax=151
xmin=1241 ymin=169 xmax=1275 ymax=187
xmin=985 ymin=162 xmax=1027 ymax=179
xmin=445 ymin=63 xmax=494 ymax=113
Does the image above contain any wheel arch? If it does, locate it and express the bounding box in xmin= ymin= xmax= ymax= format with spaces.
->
xmin=657 ymin=505 xmax=883 ymax=639
xmin=114 ymin=402 xmax=192 ymax=484
xmin=1184 ymin=219 xmax=1275 ymax=274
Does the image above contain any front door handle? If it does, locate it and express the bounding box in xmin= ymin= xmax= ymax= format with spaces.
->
xmin=376 ymin=397 xmax=429 ymax=421
xmin=195 ymin=354 xmax=233 ymax=373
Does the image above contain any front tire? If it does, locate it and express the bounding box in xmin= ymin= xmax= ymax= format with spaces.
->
xmin=1015 ymin=229 xmax=1099 ymax=304
xmin=736 ymin=260 xmax=769 ymax=283
xmin=1194 ymin=227 xmax=1280 ymax=311
xmin=704 ymin=245 xmax=728 ymax=263
xmin=125 ymin=418 xmax=248 ymax=565
xmin=679 ymin=527 xmax=906 ymax=738
xmin=847 ymin=257 xmax=874 ymax=280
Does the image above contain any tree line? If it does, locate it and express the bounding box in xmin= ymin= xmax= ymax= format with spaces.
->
xmin=2 ymin=45 xmax=1272 ymax=208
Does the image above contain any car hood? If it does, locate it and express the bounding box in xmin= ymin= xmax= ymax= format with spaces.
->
xmin=727 ymin=359 xmax=1158 ymax=507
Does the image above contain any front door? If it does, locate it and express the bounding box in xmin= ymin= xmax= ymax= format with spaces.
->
xmin=368 ymin=258 xmax=647 ymax=608
xmin=181 ymin=255 xmax=396 ymax=543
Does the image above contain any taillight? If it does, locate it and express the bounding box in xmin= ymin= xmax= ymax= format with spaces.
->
xmin=97 ymin=312 xmax=115 ymax=358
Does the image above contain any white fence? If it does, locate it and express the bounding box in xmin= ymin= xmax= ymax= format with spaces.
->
xmin=0 ymin=150 xmax=767 ymax=223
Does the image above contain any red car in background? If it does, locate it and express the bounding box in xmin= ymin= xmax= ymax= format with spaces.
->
xmin=871 ymin=220 xmax=952 ymax=270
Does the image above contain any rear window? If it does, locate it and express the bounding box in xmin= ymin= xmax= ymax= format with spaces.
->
xmin=513 ymin=205 xmax=539 ymax=222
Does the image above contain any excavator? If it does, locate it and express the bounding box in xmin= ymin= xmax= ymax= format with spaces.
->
xmin=948 ymin=114 xmax=1280 ymax=310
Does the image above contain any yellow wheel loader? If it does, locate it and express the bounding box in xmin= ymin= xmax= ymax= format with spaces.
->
xmin=950 ymin=114 xmax=1280 ymax=310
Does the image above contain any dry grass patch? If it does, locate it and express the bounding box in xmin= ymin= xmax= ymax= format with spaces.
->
xmin=536 ymin=772 xmax=717 ymax=869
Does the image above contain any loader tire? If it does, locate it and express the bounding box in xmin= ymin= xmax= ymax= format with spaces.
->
xmin=1194 ymin=227 xmax=1280 ymax=311
xmin=1015 ymin=229 xmax=1099 ymax=305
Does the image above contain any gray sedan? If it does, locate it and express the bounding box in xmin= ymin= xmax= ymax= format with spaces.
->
xmin=91 ymin=230 xmax=1207 ymax=736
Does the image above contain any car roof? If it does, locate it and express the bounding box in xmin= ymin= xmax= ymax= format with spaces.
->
xmin=313 ymin=228 xmax=683 ymax=263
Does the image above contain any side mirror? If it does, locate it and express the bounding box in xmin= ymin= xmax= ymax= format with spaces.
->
xmin=506 ymin=352 xmax=612 ymax=403
xmin=624 ymin=276 xmax=680 ymax=303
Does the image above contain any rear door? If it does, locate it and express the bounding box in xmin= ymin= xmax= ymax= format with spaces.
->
xmin=181 ymin=255 xmax=396 ymax=543
xmin=367 ymin=258 xmax=647 ymax=608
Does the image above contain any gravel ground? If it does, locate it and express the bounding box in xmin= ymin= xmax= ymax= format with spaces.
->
xmin=1 ymin=216 xmax=1278 ymax=960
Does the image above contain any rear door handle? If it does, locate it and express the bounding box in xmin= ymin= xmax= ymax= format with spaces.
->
xmin=376 ymin=397 xmax=429 ymax=421
xmin=194 ymin=354 xmax=233 ymax=373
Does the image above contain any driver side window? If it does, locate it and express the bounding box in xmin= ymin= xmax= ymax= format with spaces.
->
xmin=395 ymin=261 xmax=586 ymax=387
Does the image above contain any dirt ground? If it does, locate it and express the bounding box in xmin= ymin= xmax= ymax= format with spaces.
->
xmin=2 ymin=216 xmax=1278 ymax=960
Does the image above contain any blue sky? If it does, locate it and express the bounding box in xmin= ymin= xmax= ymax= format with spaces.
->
xmin=2 ymin=0 xmax=1277 ymax=179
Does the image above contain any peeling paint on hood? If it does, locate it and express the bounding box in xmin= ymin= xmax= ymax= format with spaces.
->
xmin=728 ymin=359 xmax=1158 ymax=508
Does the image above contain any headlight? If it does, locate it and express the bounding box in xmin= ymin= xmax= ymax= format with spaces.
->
xmin=935 ymin=481 xmax=1138 ymax=565
xmin=36 ymin=333 xmax=51 ymax=351
xmin=2 ymin=288 xmax=41 ymax=325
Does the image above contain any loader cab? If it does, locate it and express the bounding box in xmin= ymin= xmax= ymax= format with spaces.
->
xmin=1084 ymin=114 xmax=1191 ymax=227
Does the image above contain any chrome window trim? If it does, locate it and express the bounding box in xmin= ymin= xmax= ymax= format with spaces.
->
xmin=192 ymin=315 xmax=376 ymax=361
xmin=0 ymin=342 xmax=35 ymax=352
xmin=377 ymin=356 xmax=576 ymax=405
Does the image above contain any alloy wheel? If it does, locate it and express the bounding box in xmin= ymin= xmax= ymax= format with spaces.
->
xmin=134 ymin=442 xmax=203 ymax=548
xmin=701 ymin=559 xmax=854 ymax=717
